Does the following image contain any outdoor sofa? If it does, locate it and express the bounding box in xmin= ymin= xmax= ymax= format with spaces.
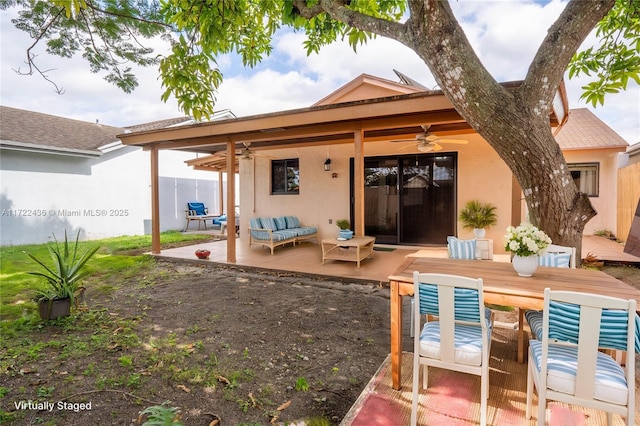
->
xmin=248 ymin=216 xmax=317 ymax=255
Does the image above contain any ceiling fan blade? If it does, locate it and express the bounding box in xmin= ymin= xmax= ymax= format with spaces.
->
xmin=432 ymin=143 xmax=443 ymax=151
xmin=436 ymin=138 xmax=468 ymax=144
xmin=390 ymin=139 xmax=416 ymax=143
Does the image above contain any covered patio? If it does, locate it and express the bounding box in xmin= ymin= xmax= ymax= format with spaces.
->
xmin=118 ymin=80 xmax=568 ymax=263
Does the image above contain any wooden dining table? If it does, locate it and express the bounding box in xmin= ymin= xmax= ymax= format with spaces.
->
xmin=388 ymin=256 xmax=640 ymax=391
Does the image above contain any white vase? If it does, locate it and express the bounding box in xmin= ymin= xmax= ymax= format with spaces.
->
xmin=473 ymin=228 xmax=486 ymax=238
xmin=512 ymin=254 xmax=538 ymax=277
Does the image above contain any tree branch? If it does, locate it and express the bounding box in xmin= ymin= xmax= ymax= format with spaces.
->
xmin=523 ymin=0 xmax=615 ymax=105
xmin=293 ymin=0 xmax=409 ymax=44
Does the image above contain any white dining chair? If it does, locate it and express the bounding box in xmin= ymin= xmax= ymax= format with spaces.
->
xmin=527 ymin=243 xmax=577 ymax=340
xmin=526 ymin=288 xmax=637 ymax=426
xmin=411 ymin=272 xmax=493 ymax=426
xmin=538 ymin=243 xmax=576 ymax=268
xmin=410 ymin=237 xmax=478 ymax=337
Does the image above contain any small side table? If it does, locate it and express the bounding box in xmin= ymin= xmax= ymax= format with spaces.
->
xmin=476 ymin=238 xmax=494 ymax=260
xmin=321 ymin=236 xmax=375 ymax=268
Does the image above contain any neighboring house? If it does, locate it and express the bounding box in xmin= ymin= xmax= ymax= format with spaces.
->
xmin=118 ymin=72 xmax=629 ymax=258
xmin=0 ymin=106 xmax=235 ymax=245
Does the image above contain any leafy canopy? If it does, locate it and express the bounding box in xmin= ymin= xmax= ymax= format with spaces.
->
xmin=2 ymin=0 xmax=637 ymax=118
xmin=567 ymin=0 xmax=640 ymax=106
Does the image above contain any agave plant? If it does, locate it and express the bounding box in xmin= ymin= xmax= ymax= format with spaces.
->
xmin=25 ymin=230 xmax=99 ymax=305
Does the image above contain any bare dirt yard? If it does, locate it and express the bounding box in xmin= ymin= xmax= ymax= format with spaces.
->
xmin=3 ymin=259 xmax=639 ymax=426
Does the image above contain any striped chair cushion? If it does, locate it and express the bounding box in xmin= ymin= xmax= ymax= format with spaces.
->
xmin=447 ymin=236 xmax=477 ymax=260
xmin=294 ymin=226 xmax=317 ymax=236
xmin=419 ymin=322 xmax=488 ymax=366
xmin=418 ymin=283 xmax=487 ymax=323
xmin=273 ymin=216 xmax=288 ymax=230
xmin=187 ymin=202 xmax=206 ymax=215
xmin=538 ymin=253 xmax=571 ymax=268
xmin=525 ymin=304 xmax=640 ymax=352
xmin=260 ymin=217 xmax=278 ymax=231
xmin=417 ymin=282 xmax=492 ymax=366
xmin=529 ymin=340 xmax=628 ymax=405
xmin=272 ymin=230 xmax=298 ymax=242
xmin=284 ymin=216 xmax=300 ymax=229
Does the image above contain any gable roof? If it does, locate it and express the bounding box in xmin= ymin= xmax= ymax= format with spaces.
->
xmin=555 ymin=108 xmax=628 ymax=151
xmin=0 ymin=106 xmax=196 ymax=157
xmin=313 ymin=73 xmax=423 ymax=106
xmin=0 ymin=106 xmax=124 ymax=156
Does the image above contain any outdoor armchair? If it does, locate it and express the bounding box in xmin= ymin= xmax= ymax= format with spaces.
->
xmin=410 ymin=272 xmax=493 ymax=426
xmin=184 ymin=202 xmax=217 ymax=231
xmin=526 ymin=288 xmax=637 ymax=426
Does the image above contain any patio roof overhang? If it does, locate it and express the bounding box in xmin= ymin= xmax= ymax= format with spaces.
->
xmin=119 ymin=79 xmax=568 ymax=258
xmin=118 ymin=80 xmax=568 ymax=173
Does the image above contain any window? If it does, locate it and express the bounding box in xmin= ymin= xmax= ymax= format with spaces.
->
xmin=568 ymin=162 xmax=599 ymax=197
xmin=271 ymin=159 xmax=299 ymax=194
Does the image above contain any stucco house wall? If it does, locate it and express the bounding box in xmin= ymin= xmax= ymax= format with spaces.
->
xmin=239 ymin=132 xmax=514 ymax=249
xmin=236 ymin=75 xmax=627 ymax=254
xmin=562 ymin=148 xmax=621 ymax=235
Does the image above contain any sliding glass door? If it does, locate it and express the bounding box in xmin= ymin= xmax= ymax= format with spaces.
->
xmin=357 ymin=153 xmax=457 ymax=245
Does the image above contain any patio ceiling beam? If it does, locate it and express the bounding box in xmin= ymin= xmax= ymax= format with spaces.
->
xmin=137 ymin=110 xmax=469 ymax=154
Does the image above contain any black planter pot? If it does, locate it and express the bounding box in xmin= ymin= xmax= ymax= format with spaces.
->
xmin=38 ymin=298 xmax=71 ymax=320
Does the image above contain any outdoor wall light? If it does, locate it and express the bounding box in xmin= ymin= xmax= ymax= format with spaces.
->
xmin=324 ymin=158 xmax=331 ymax=171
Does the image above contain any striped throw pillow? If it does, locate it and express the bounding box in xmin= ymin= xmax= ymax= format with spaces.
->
xmin=447 ymin=236 xmax=477 ymax=260
xmin=538 ymin=253 xmax=571 ymax=268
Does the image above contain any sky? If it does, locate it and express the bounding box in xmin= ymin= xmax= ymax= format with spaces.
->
xmin=1 ymin=1 xmax=639 ymax=145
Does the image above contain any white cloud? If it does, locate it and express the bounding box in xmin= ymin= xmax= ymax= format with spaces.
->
xmin=1 ymin=3 xmax=638 ymax=143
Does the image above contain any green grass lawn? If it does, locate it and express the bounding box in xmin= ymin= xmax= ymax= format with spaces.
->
xmin=0 ymin=231 xmax=212 ymax=323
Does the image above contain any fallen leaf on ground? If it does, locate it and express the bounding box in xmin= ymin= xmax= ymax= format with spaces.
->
xmin=216 ymin=375 xmax=230 ymax=385
xmin=176 ymin=384 xmax=191 ymax=393
xmin=277 ymin=400 xmax=291 ymax=411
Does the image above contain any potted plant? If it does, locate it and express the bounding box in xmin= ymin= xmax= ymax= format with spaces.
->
xmin=336 ymin=219 xmax=353 ymax=240
xmin=459 ymin=200 xmax=498 ymax=238
xmin=195 ymin=249 xmax=211 ymax=259
xmin=25 ymin=230 xmax=99 ymax=320
xmin=504 ymin=222 xmax=552 ymax=277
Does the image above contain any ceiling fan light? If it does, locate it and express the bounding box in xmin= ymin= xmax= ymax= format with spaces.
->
xmin=417 ymin=143 xmax=434 ymax=152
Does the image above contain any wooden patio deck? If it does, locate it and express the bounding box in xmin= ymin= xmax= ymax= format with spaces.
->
xmin=154 ymin=235 xmax=639 ymax=425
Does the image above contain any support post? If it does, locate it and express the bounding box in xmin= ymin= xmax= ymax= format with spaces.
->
xmin=354 ymin=128 xmax=365 ymax=237
xmin=150 ymin=146 xmax=161 ymax=254
xmin=226 ymin=140 xmax=236 ymax=263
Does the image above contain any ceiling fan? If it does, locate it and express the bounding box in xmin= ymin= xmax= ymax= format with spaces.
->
xmin=237 ymin=142 xmax=255 ymax=160
xmin=391 ymin=125 xmax=468 ymax=152
xmin=236 ymin=142 xmax=274 ymax=160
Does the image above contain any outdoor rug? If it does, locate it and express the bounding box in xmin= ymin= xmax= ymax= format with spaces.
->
xmin=340 ymin=325 xmax=639 ymax=425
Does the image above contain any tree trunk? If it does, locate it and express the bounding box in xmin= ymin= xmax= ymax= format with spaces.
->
xmin=315 ymin=0 xmax=612 ymax=263
xmin=398 ymin=0 xmax=604 ymax=262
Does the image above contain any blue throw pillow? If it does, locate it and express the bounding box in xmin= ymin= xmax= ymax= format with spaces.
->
xmin=447 ymin=236 xmax=477 ymax=260
xmin=538 ymin=253 xmax=571 ymax=268
xmin=260 ymin=217 xmax=278 ymax=231
xmin=274 ymin=216 xmax=288 ymax=230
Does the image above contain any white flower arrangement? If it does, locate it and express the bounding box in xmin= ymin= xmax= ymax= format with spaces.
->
xmin=504 ymin=222 xmax=552 ymax=257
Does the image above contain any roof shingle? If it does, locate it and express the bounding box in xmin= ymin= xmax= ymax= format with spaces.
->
xmin=555 ymin=108 xmax=628 ymax=150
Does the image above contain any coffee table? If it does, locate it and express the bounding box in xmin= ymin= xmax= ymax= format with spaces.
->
xmin=321 ymin=236 xmax=375 ymax=268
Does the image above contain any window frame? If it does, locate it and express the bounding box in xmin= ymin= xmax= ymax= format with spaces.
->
xmin=271 ymin=158 xmax=300 ymax=195
xmin=567 ymin=162 xmax=599 ymax=197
